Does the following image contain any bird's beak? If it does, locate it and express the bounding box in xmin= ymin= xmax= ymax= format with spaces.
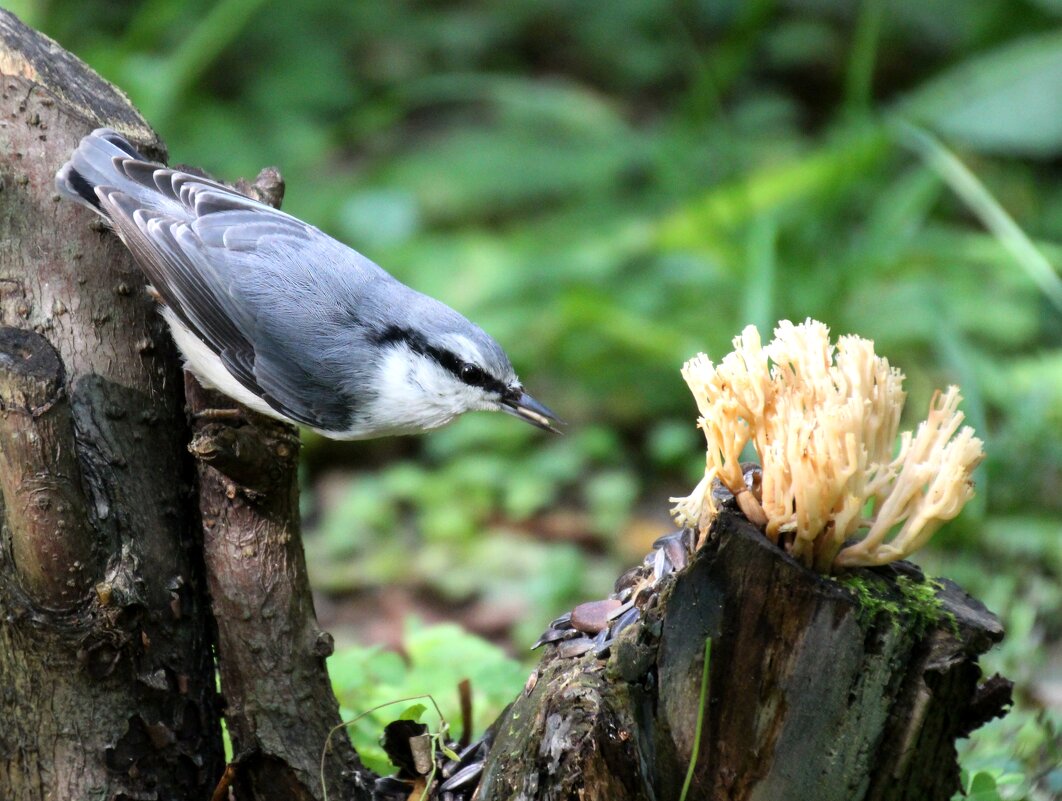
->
xmin=501 ymin=390 xmax=564 ymax=434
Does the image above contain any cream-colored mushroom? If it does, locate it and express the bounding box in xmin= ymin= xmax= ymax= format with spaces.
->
xmin=670 ymin=320 xmax=984 ymax=572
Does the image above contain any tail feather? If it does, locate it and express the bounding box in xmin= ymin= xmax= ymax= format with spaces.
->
xmin=56 ymin=163 xmax=102 ymax=210
xmin=55 ymin=128 xmax=149 ymax=216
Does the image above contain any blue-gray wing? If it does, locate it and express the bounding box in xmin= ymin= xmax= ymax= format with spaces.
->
xmin=95 ymin=161 xmax=383 ymax=430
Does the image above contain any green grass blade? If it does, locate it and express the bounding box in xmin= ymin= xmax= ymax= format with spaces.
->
xmin=893 ymin=120 xmax=1062 ymax=314
xmin=152 ymin=0 xmax=271 ymax=124
xmin=657 ymin=126 xmax=889 ymax=249
xmin=743 ymin=215 xmax=777 ymax=333
xmin=845 ymin=0 xmax=885 ymax=113
xmin=679 ymin=637 xmax=713 ymax=801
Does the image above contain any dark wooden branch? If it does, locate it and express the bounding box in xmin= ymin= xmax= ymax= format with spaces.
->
xmin=0 ymin=327 xmax=96 ymax=608
xmin=189 ymin=422 xmax=291 ymax=496
xmin=187 ymin=377 xmax=370 ymax=801
xmin=184 ymin=169 xmax=370 ymax=801
xmin=0 ymin=9 xmax=222 ymax=799
xmin=478 ymin=512 xmax=1010 ymax=801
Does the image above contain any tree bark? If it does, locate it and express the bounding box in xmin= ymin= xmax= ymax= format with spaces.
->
xmin=187 ymin=380 xmax=369 ymax=801
xmin=0 ymin=9 xmax=222 ymax=799
xmin=0 ymin=11 xmax=373 ymax=800
xmin=478 ymin=511 xmax=1011 ymax=801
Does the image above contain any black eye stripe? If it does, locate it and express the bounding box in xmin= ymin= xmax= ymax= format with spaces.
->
xmin=371 ymin=325 xmax=508 ymax=395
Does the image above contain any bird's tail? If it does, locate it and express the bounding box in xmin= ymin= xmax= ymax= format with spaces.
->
xmin=55 ymin=128 xmax=149 ymax=216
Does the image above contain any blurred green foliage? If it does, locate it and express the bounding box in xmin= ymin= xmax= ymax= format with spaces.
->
xmin=328 ymin=619 xmax=525 ymax=775
xmin=16 ymin=0 xmax=1062 ymax=794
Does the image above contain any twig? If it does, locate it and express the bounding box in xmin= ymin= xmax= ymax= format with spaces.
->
xmin=458 ymin=679 xmax=473 ymax=750
xmin=321 ymin=694 xmax=449 ymax=801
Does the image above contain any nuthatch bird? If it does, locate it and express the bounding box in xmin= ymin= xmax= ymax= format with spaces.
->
xmin=57 ymin=129 xmax=561 ymax=438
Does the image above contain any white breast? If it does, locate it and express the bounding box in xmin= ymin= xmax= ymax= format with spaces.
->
xmin=161 ymin=306 xmax=286 ymax=422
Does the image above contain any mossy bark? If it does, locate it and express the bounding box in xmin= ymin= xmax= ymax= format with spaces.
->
xmin=478 ymin=511 xmax=1010 ymax=801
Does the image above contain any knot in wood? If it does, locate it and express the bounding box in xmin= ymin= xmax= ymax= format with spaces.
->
xmin=0 ymin=327 xmax=64 ymax=415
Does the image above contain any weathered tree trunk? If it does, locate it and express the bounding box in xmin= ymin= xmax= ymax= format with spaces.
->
xmin=478 ymin=511 xmax=1010 ymax=801
xmin=0 ymin=11 xmax=222 ymax=798
xmin=0 ymin=11 xmax=370 ymax=801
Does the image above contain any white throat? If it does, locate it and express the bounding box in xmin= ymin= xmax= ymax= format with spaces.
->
xmin=341 ymin=345 xmax=496 ymax=439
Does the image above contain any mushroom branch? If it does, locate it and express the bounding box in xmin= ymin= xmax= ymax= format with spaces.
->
xmin=671 ymin=319 xmax=985 ymax=573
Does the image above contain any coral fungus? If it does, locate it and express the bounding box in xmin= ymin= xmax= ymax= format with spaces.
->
xmin=671 ymin=320 xmax=985 ymax=573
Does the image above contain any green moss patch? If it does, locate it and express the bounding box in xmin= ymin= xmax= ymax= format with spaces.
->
xmin=837 ymin=571 xmax=957 ymax=639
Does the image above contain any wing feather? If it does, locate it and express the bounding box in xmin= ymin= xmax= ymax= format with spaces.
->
xmin=96 ymin=174 xmax=356 ymax=431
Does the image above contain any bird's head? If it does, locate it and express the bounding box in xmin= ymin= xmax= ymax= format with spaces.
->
xmin=364 ymin=317 xmax=562 ymax=437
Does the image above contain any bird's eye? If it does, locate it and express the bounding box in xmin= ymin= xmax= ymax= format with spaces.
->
xmin=460 ymin=363 xmax=486 ymax=386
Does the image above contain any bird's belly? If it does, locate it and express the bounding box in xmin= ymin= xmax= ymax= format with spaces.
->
xmin=320 ymin=407 xmax=457 ymax=440
xmin=162 ymin=306 xmax=286 ymax=422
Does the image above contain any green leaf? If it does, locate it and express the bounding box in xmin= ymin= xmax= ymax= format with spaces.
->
xmin=397 ymin=703 xmax=427 ymax=722
xmin=657 ymin=125 xmax=890 ymax=250
xmin=584 ymin=470 xmax=639 ymax=535
xmin=964 ymin=770 xmax=1004 ymax=801
xmin=969 ymin=769 xmax=998 ymax=792
xmin=1028 ymin=0 xmax=1062 ymax=14
xmin=903 ymin=31 xmax=1062 ymax=157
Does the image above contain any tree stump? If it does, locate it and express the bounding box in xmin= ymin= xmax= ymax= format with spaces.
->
xmin=478 ymin=511 xmax=1011 ymax=801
